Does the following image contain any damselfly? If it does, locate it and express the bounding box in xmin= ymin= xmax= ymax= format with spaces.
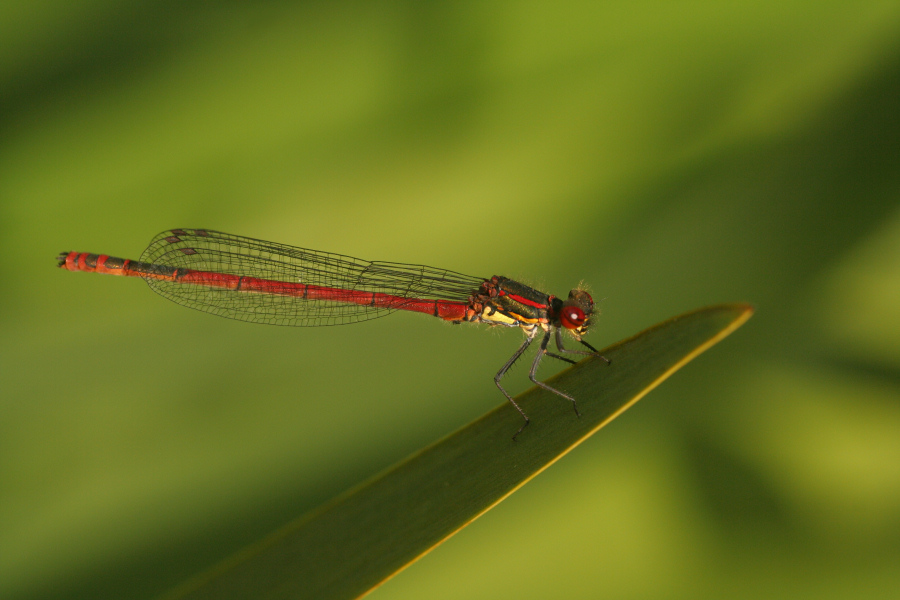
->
xmin=58 ymin=229 xmax=610 ymax=437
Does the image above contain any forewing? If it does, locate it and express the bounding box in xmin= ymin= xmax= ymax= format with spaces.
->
xmin=140 ymin=229 xmax=483 ymax=327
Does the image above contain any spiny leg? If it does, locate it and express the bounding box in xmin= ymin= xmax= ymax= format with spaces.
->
xmin=495 ymin=330 xmax=538 ymax=439
xmin=555 ymin=328 xmax=611 ymax=364
xmin=545 ymin=344 xmax=578 ymax=365
xmin=529 ymin=329 xmax=581 ymax=418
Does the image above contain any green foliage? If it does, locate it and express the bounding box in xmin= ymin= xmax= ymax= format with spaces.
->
xmin=165 ymin=305 xmax=751 ymax=600
xmin=2 ymin=3 xmax=899 ymax=599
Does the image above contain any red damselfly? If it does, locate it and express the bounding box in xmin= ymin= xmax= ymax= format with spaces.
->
xmin=58 ymin=229 xmax=609 ymax=437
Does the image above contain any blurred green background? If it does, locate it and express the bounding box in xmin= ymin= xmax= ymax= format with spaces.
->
xmin=2 ymin=1 xmax=899 ymax=598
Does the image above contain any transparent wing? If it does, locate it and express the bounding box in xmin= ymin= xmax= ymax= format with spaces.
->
xmin=140 ymin=228 xmax=485 ymax=327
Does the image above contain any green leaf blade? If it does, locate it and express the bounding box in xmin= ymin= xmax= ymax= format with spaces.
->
xmin=164 ymin=303 xmax=753 ymax=600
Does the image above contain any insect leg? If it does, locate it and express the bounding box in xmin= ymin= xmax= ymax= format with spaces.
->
xmin=529 ymin=328 xmax=580 ymax=418
xmin=495 ymin=329 xmax=538 ymax=439
xmin=555 ymin=328 xmax=611 ymax=364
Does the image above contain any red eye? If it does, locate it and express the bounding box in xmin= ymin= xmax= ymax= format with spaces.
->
xmin=560 ymin=306 xmax=585 ymax=329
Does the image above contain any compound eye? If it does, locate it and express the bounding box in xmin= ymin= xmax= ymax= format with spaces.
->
xmin=568 ymin=289 xmax=594 ymax=308
xmin=560 ymin=306 xmax=586 ymax=330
